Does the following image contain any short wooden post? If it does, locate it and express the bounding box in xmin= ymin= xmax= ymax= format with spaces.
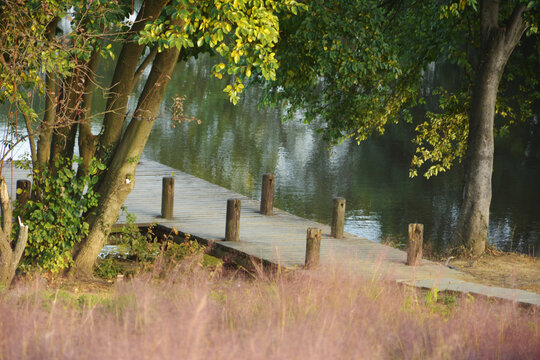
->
xmin=407 ymin=223 xmax=424 ymax=266
xmin=331 ymin=197 xmax=346 ymax=238
xmin=260 ymin=173 xmax=274 ymax=215
xmin=16 ymin=180 xmax=31 ymax=207
xmin=305 ymin=228 xmax=321 ymax=268
xmin=225 ymin=199 xmax=241 ymax=241
xmin=161 ymin=177 xmax=174 ymax=219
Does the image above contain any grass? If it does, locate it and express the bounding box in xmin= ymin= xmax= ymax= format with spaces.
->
xmin=0 ymin=254 xmax=539 ymax=359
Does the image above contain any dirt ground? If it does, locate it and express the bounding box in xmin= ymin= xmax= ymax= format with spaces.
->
xmin=447 ymin=250 xmax=540 ymax=293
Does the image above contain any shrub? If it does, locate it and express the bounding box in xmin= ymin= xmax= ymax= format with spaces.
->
xmin=15 ymin=157 xmax=102 ymax=273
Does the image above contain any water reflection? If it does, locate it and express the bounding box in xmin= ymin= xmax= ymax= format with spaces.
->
xmin=142 ymin=54 xmax=539 ymax=255
xmin=2 ymin=53 xmax=538 ymax=256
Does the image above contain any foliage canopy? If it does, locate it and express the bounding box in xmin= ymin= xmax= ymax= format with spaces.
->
xmin=265 ymin=0 xmax=539 ymax=178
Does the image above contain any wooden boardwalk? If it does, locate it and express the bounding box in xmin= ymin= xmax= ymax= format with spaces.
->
xmin=3 ymin=159 xmax=539 ymax=306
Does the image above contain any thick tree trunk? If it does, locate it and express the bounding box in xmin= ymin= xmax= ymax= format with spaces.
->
xmin=97 ymin=0 xmax=168 ymax=162
xmin=452 ymin=1 xmax=528 ymax=255
xmin=453 ymin=48 xmax=502 ymax=255
xmin=71 ymin=45 xmax=181 ymax=277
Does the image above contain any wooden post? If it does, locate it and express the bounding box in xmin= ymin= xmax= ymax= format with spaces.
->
xmin=161 ymin=177 xmax=174 ymax=219
xmin=16 ymin=180 xmax=31 ymax=207
xmin=225 ymin=199 xmax=241 ymax=241
xmin=260 ymin=173 xmax=274 ymax=215
xmin=331 ymin=197 xmax=346 ymax=238
xmin=305 ymin=228 xmax=321 ymax=269
xmin=407 ymin=223 xmax=424 ymax=266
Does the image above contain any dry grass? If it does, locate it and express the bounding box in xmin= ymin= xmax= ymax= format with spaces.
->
xmin=450 ymin=252 xmax=540 ymax=293
xmin=0 ymin=257 xmax=538 ymax=360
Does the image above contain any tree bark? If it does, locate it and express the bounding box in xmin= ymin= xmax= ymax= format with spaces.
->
xmin=97 ymin=0 xmax=168 ymax=162
xmin=71 ymin=45 xmax=181 ymax=277
xmin=35 ymin=17 xmax=59 ymax=171
xmin=77 ymin=50 xmax=101 ymax=178
xmin=453 ymin=1 xmax=528 ymax=255
xmin=49 ymin=69 xmax=85 ymax=169
xmin=0 ymin=179 xmax=29 ymax=286
xmin=0 ymin=178 xmax=13 ymax=285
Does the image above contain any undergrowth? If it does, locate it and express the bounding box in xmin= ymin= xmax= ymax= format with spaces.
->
xmin=1 ymin=260 xmax=538 ymax=359
xmin=95 ymin=210 xmax=214 ymax=280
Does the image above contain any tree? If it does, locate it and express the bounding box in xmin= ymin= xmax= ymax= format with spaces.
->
xmin=264 ymin=0 xmax=539 ymax=256
xmin=452 ymin=1 xmax=533 ymax=255
xmin=1 ymin=0 xmax=304 ymax=281
xmin=0 ymin=0 xmax=69 ymax=284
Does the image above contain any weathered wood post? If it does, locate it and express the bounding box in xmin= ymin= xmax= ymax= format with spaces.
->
xmin=260 ymin=173 xmax=274 ymax=215
xmin=331 ymin=197 xmax=346 ymax=238
xmin=407 ymin=223 xmax=424 ymax=266
xmin=16 ymin=180 xmax=31 ymax=207
xmin=305 ymin=227 xmax=321 ymax=268
xmin=225 ymin=199 xmax=241 ymax=241
xmin=161 ymin=177 xmax=174 ymax=219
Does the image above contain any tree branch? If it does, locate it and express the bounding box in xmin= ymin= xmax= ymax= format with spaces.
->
xmin=11 ymin=217 xmax=28 ymax=274
xmin=0 ymin=179 xmax=12 ymax=241
xmin=21 ymin=110 xmax=37 ymax=164
xmin=77 ymin=50 xmax=100 ymax=178
xmin=97 ymin=0 xmax=169 ymax=158
xmin=133 ymin=46 xmax=158 ymax=87
xmin=504 ymin=3 xmax=529 ymax=51
xmin=36 ymin=17 xmax=60 ymax=170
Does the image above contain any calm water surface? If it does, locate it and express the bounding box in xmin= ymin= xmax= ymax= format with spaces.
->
xmin=2 ymin=54 xmax=539 ymax=255
xmin=141 ymin=55 xmax=540 ymax=255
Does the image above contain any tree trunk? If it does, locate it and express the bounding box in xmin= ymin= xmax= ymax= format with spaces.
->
xmin=0 ymin=236 xmax=15 ymax=286
xmin=452 ymin=1 xmax=528 ymax=255
xmin=35 ymin=17 xmax=59 ymax=171
xmin=0 ymin=222 xmax=28 ymax=286
xmin=71 ymin=45 xmax=181 ymax=277
xmin=49 ymin=69 xmax=85 ymax=169
xmin=77 ymin=50 xmax=100 ymax=178
xmin=97 ymin=0 xmax=168 ymax=162
xmin=0 ymin=179 xmax=29 ymax=286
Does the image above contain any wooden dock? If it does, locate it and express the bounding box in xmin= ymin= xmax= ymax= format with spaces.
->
xmin=3 ymin=158 xmax=539 ymax=306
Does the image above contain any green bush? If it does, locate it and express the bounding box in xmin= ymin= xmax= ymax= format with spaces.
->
xmin=15 ymin=157 xmax=103 ymax=273
xmin=94 ymin=258 xmax=125 ymax=280
xmin=117 ymin=210 xmax=160 ymax=264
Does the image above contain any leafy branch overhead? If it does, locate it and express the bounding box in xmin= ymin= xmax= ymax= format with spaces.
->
xmin=137 ymin=0 xmax=306 ymax=104
xmin=2 ymin=0 xmax=312 ymax=279
xmin=265 ymin=0 xmax=539 ymax=178
xmin=0 ymin=0 xmax=125 ymax=121
xmin=263 ymin=0 xmax=539 ymax=255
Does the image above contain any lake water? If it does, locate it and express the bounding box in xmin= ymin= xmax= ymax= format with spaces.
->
xmin=2 ymin=54 xmax=539 ymax=255
xmin=141 ymin=55 xmax=540 ymax=255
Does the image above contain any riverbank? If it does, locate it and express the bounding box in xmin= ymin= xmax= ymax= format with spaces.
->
xmin=448 ymin=251 xmax=540 ymax=293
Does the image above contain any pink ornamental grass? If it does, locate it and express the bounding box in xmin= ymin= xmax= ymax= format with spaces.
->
xmin=0 ymin=261 xmax=538 ymax=359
